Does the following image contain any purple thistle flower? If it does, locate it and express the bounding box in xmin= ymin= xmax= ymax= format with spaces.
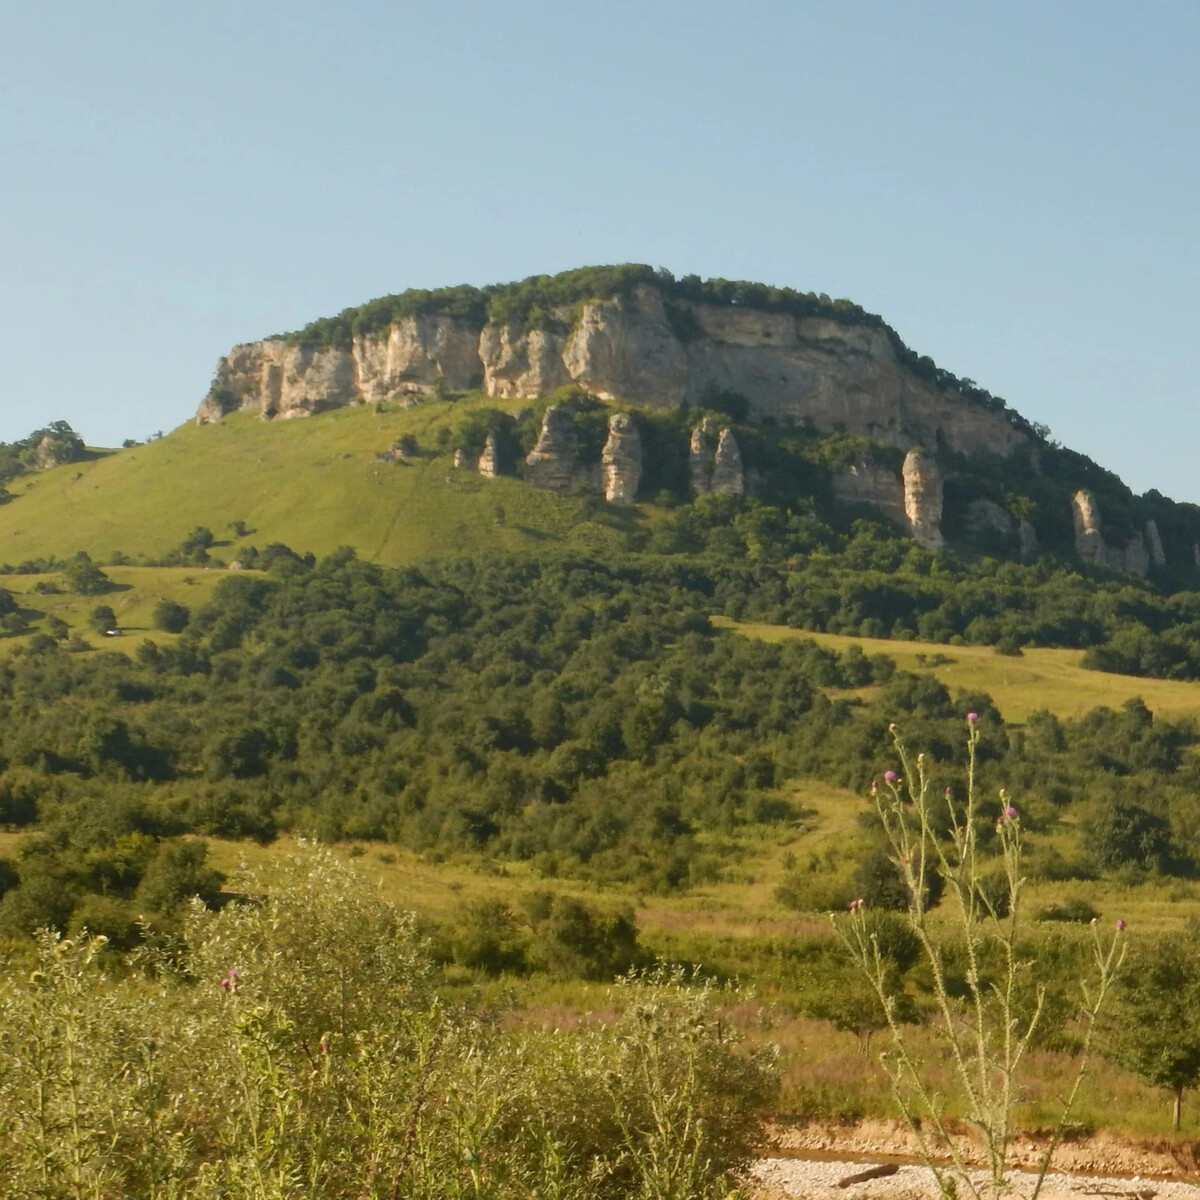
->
xmin=1116 ymin=919 xmax=1127 ymax=931
xmin=884 ymin=770 xmax=897 ymax=783
xmin=944 ymin=787 xmax=952 ymax=798
xmin=967 ymin=712 xmax=979 ymax=723
xmin=319 ymin=1035 xmax=331 ymax=1054
xmin=219 ymin=977 xmax=230 ymax=991
xmin=1005 ymin=805 xmax=1017 ymax=819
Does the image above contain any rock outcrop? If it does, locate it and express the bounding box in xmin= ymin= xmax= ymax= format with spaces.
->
xmin=689 ymin=421 xmax=717 ymax=496
xmin=832 ymin=458 xmax=907 ymax=527
xmin=1146 ymin=519 xmax=1166 ymax=568
xmin=711 ymin=429 xmax=745 ymax=497
xmin=200 ymin=284 xmax=1027 ymax=458
xmin=688 ymin=420 xmax=744 ymax=497
xmin=1122 ymin=532 xmax=1150 ymax=578
xmin=1072 ymin=491 xmax=1107 ymax=565
xmin=523 ymin=407 xmax=578 ymax=493
xmin=477 ymin=433 xmax=500 ymax=479
xmin=965 ymin=499 xmax=1012 ymax=540
xmin=902 ymin=449 xmax=944 ymax=552
xmin=1018 ymin=518 xmax=1038 ymax=561
xmin=1070 ymin=491 xmax=1150 ymax=576
xmin=601 ymin=413 xmax=642 ymax=504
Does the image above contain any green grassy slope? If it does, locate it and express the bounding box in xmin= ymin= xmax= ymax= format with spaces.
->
xmin=719 ymin=619 xmax=1200 ymax=723
xmin=0 ymin=401 xmax=641 ymax=566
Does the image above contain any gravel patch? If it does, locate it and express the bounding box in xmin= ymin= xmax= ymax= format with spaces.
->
xmin=750 ymin=1156 xmax=1200 ymax=1200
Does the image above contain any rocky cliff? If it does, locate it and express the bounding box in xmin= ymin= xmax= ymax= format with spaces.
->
xmin=200 ymin=284 xmax=1026 ymax=458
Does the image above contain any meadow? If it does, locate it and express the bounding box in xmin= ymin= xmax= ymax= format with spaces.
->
xmin=0 ymin=402 xmax=632 ymax=566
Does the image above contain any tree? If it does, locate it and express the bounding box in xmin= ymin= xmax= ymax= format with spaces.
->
xmin=1088 ymin=801 xmax=1176 ymax=873
xmin=153 ymin=598 xmax=190 ymax=633
xmin=1108 ymin=934 xmax=1200 ymax=1130
xmin=133 ymin=841 xmax=224 ymax=916
xmin=90 ymin=605 xmax=117 ymax=635
xmin=62 ymin=552 xmax=113 ymax=596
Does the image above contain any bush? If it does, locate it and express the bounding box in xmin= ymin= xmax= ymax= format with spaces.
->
xmin=62 ymin=552 xmax=113 ymax=595
xmin=152 ymin=598 xmax=189 ymax=633
xmin=0 ymin=849 xmax=777 ymax=1199
xmin=90 ymin=604 xmax=117 ymax=635
xmin=1037 ymin=897 xmax=1101 ymax=923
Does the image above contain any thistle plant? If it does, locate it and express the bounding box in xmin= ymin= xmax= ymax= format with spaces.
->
xmin=835 ymin=718 xmax=1126 ymax=1200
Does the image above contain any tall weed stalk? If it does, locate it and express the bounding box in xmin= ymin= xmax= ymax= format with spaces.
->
xmin=836 ymin=721 xmax=1125 ymax=1200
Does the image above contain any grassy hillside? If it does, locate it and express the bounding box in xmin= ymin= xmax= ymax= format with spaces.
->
xmin=0 ymin=401 xmax=637 ymax=566
xmin=718 ymin=618 xmax=1200 ymax=723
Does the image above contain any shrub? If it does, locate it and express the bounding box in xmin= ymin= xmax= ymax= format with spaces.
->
xmin=152 ymin=597 xmax=189 ymax=633
xmin=90 ymin=604 xmax=117 ymax=635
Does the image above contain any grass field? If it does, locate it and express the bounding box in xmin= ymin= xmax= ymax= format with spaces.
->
xmin=1 ymin=566 xmax=224 ymax=649
xmin=718 ymin=617 xmax=1200 ymax=724
xmin=0 ymin=401 xmax=645 ymax=566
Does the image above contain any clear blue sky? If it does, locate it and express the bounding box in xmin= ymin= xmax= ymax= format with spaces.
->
xmin=3 ymin=2 xmax=1199 ymax=498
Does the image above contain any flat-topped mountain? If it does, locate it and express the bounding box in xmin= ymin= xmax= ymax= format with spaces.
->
xmin=198 ymin=265 xmax=1027 ymax=459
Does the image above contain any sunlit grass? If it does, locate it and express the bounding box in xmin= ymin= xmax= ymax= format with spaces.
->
xmin=717 ymin=617 xmax=1200 ymax=724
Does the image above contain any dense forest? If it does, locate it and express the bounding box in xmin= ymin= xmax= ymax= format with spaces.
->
xmin=3 ymin=540 xmax=1200 ymax=946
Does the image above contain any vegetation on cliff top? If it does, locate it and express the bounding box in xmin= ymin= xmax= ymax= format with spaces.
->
xmin=273 ymin=263 xmax=1028 ymax=429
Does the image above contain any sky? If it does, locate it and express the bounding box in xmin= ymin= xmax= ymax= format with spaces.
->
xmin=3 ymin=2 xmax=1199 ymax=498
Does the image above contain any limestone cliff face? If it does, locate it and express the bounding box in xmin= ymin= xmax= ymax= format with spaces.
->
xmin=902 ymin=448 xmax=944 ymax=552
xmin=711 ymin=429 xmax=745 ymax=496
xmin=601 ymin=413 xmax=642 ymax=504
xmin=1071 ymin=491 xmax=1107 ymax=565
xmin=832 ymin=459 xmax=907 ymax=527
xmin=200 ymin=284 xmax=1027 ymax=457
xmin=523 ymin=407 xmax=578 ymax=493
xmin=1146 ymin=519 xmax=1166 ymax=568
xmin=965 ymin=499 xmax=1012 ymax=540
xmin=1070 ymin=491 xmax=1150 ymax=577
xmin=1018 ymin=518 xmax=1038 ymax=561
xmin=688 ymin=420 xmax=744 ymax=497
xmin=689 ymin=421 xmax=716 ymax=496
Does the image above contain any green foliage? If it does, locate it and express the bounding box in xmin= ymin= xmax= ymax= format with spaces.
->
xmin=0 ymin=849 xmax=777 ymax=1199
xmin=1087 ymin=800 xmax=1179 ymax=874
xmin=62 ymin=551 xmax=114 ymax=595
xmin=152 ymin=597 xmax=190 ymax=633
xmin=1108 ymin=934 xmax=1200 ymax=1129
xmin=90 ymin=604 xmax=117 ymax=635
xmin=0 ymin=419 xmax=86 ymax=486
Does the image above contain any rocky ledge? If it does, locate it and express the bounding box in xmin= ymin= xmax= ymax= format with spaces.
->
xmin=199 ymin=284 xmax=1026 ymax=459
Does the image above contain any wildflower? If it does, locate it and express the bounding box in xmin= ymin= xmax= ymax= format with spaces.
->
xmin=319 ymin=1034 xmax=331 ymax=1054
xmin=888 ymin=722 xmax=897 ymax=732
xmin=849 ymin=899 xmax=860 ymax=912
xmin=1116 ymin=919 xmax=1127 ymax=932
xmin=884 ymin=770 xmax=897 ymax=783
xmin=944 ymin=787 xmax=952 ymax=799
xmin=1005 ymin=805 xmax=1017 ymax=819
xmin=967 ymin=712 xmax=979 ymax=723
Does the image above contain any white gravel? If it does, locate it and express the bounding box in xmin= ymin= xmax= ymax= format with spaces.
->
xmin=751 ymin=1156 xmax=1200 ymax=1200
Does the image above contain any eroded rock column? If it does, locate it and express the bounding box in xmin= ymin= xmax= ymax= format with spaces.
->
xmin=902 ymin=448 xmax=944 ymax=552
xmin=601 ymin=413 xmax=642 ymax=504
